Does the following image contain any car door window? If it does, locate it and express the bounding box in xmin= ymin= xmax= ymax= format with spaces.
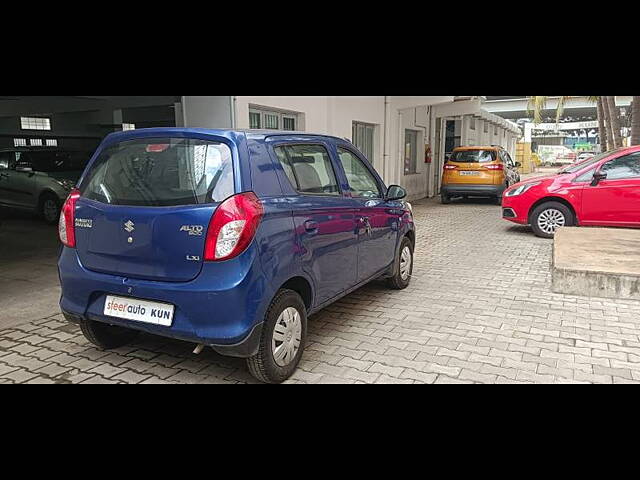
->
xmin=601 ymin=153 xmax=640 ymax=180
xmin=274 ymin=144 xmax=340 ymax=195
xmin=504 ymin=151 xmax=515 ymax=168
xmin=575 ymin=168 xmax=596 ymax=182
xmin=336 ymin=147 xmax=382 ymax=198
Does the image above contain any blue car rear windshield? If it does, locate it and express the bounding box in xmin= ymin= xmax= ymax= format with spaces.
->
xmin=80 ymin=138 xmax=234 ymax=206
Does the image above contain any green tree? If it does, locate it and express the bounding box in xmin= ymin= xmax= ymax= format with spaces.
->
xmin=631 ymin=96 xmax=640 ymax=146
xmin=596 ymin=97 xmax=609 ymax=151
xmin=604 ymin=96 xmax=623 ymax=149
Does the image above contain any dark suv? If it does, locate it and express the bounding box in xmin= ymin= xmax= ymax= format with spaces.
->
xmin=0 ymin=148 xmax=90 ymax=224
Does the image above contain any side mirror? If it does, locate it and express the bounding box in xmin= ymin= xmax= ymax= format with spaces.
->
xmin=591 ymin=170 xmax=607 ymax=186
xmin=386 ymin=185 xmax=407 ymax=201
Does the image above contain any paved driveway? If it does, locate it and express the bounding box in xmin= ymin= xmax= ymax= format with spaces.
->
xmin=2 ymin=194 xmax=640 ymax=384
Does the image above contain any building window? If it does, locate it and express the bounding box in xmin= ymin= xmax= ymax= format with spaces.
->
xmin=352 ymin=122 xmax=375 ymax=162
xmin=469 ymin=117 xmax=476 ymax=131
xmin=282 ymin=115 xmax=296 ymax=131
xmin=21 ymin=117 xmax=51 ymax=131
xmin=264 ymin=113 xmax=279 ymax=130
xmin=249 ymin=112 xmax=261 ymax=129
xmin=30 ymin=139 xmax=43 ymax=146
xmin=494 ymin=125 xmax=498 ymax=135
xmin=123 ymin=123 xmax=136 ymax=131
xmin=14 ymin=138 xmax=27 ymax=147
xmin=46 ymin=139 xmax=58 ymax=147
xmin=404 ymin=129 xmax=418 ymax=175
xmin=249 ymin=107 xmax=299 ymax=131
xmin=484 ymin=121 xmax=488 ymax=133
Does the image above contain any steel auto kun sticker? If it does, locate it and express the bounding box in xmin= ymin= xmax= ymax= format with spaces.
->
xmin=105 ymin=297 xmax=172 ymax=323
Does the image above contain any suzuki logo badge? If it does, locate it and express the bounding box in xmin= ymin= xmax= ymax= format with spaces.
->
xmin=124 ymin=220 xmax=135 ymax=233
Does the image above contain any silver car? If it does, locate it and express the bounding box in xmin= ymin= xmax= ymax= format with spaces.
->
xmin=0 ymin=148 xmax=88 ymax=224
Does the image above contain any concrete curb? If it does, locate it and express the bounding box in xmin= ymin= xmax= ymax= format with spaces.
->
xmin=552 ymin=227 xmax=640 ymax=300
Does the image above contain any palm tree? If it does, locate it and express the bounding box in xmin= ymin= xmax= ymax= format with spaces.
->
xmin=528 ymin=96 xmax=617 ymax=151
xmin=527 ymin=96 xmax=569 ymax=124
xmin=605 ymin=96 xmax=623 ymax=149
xmin=596 ymin=97 xmax=610 ymax=151
xmin=631 ymin=96 xmax=640 ymax=146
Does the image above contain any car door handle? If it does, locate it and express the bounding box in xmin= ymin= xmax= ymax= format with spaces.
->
xmin=304 ymin=220 xmax=319 ymax=233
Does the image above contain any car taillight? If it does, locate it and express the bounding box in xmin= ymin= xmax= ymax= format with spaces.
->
xmin=204 ymin=192 xmax=264 ymax=262
xmin=59 ymin=188 xmax=81 ymax=248
xmin=444 ymin=165 xmax=458 ymax=170
xmin=484 ymin=164 xmax=504 ymax=170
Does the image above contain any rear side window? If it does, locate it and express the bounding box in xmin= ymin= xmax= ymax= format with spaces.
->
xmin=450 ymin=150 xmax=497 ymax=163
xmin=80 ymin=138 xmax=234 ymax=206
xmin=274 ymin=144 xmax=339 ymax=195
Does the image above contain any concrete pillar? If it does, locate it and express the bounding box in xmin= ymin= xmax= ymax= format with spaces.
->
xmin=181 ymin=96 xmax=234 ymax=129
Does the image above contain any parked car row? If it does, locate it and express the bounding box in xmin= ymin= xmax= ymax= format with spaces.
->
xmin=56 ymin=128 xmax=415 ymax=383
xmin=0 ymin=148 xmax=90 ymax=224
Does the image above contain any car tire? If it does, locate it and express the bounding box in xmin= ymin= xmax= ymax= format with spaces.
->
xmin=79 ymin=318 xmax=140 ymax=349
xmin=441 ymin=193 xmax=451 ymax=204
xmin=40 ymin=193 xmax=61 ymax=225
xmin=247 ymin=289 xmax=307 ymax=384
xmin=387 ymin=236 xmax=414 ymax=290
xmin=530 ymin=201 xmax=574 ymax=239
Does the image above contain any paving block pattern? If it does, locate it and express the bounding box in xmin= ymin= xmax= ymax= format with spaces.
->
xmin=2 ymin=197 xmax=640 ymax=384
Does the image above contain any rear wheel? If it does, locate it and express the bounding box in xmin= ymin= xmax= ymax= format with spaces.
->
xmin=247 ymin=289 xmax=307 ymax=384
xmin=40 ymin=193 xmax=61 ymax=225
xmin=79 ymin=318 xmax=139 ymax=349
xmin=441 ymin=193 xmax=451 ymax=204
xmin=530 ymin=201 xmax=574 ymax=238
xmin=387 ymin=237 xmax=414 ymax=290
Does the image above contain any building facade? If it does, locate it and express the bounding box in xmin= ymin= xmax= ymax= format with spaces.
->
xmin=0 ymin=96 xmax=521 ymax=201
xmin=178 ymin=96 xmax=520 ymax=200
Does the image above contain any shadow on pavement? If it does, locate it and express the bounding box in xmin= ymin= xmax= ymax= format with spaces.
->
xmin=0 ymin=208 xmax=61 ymax=330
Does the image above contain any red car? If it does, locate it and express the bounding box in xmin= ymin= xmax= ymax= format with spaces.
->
xmin=502 ymin=146 xmax=640 ymax=238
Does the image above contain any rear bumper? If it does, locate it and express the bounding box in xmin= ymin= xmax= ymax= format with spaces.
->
xmin=58 ymin=245 xmax=271 ymax=358
xmin=441 ymin=184 xmax=505 ymax=197
xmin=62 ymin=308 xmax=264 ymax=358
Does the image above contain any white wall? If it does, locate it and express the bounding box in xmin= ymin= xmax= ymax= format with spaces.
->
xmin=181 ymin=95 xmax=455 ymax=200
xmin=234 ymin=96 xmax=386 ymax=171
xmin=234 ymin=96 xmax=452 ymax=200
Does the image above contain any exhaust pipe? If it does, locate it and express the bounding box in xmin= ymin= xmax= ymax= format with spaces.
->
xmin=193 ymin=344 xmax=205 ymax=355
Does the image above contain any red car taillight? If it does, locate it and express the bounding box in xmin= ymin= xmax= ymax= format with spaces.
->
xmin=204 ymin=192 xmax=264 ymax=262
xmin=59 ymin=188 xmax=81 ymax=248
xmin=484 ymin=164 xmax=504 ymax=171
xmin=444 ymin=165 xmax=458 ymax=170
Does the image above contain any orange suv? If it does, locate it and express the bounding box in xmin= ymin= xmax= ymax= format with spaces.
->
xmin=441 ymin=146 xmax=520 ymax=204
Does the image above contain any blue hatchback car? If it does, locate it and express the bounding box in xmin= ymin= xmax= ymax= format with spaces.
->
xmin=58 ymin=128 xmax=415 ymax=383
